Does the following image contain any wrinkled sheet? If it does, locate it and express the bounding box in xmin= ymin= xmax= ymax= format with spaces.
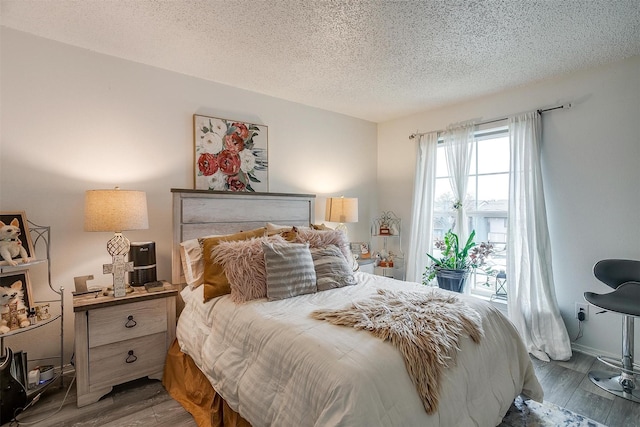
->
xmin=177 ymin=273 xmax=543 ymax=427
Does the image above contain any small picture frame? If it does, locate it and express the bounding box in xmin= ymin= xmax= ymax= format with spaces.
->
xmin=350 ymin=242 xmax=371 ymax=259
xmin=0 ymin=270 xmax=34 ymax=313
xmin=0 ymin=211 xmax=35 ymax=266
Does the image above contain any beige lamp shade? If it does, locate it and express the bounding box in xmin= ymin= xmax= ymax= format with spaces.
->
xmin=325 ymin=197 xmax=358 ymax=224
xmin=84 ymin=188 xmax=149 ymax=232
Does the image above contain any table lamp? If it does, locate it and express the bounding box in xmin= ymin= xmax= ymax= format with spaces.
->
xmin=325 ymin=196 xmax=358 ymax=238
xmin=84 ymin=187 xmax=149 ymax=297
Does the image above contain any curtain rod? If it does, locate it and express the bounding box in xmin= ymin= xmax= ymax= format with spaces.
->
xmin=408 ymin=103 xmax=572 ymax=140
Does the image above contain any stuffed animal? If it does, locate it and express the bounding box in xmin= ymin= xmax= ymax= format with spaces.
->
xmin=0 ymin=218 xmax=29 ymax=266
xmin=0 ymin=281 xmax=30 ymax=331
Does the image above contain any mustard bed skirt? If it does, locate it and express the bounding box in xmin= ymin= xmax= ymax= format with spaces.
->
xmin=163 ymin=339 xmax=251 ymax=427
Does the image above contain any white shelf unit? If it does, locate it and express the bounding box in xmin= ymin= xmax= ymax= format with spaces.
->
xmin=0 ymin=222 xmax=64 ymax=404
xmin=371 ymin=212 xmax=405 ymax=280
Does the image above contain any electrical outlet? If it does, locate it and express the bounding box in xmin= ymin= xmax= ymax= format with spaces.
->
xmin=575 ymin=302 xmax=588 ymax=321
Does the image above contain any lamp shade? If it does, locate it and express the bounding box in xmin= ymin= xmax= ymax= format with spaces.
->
xmin=84 ymin=189 xmax=149 ymax=232
xmin=325 ymin=197 xmax=358 ymax=223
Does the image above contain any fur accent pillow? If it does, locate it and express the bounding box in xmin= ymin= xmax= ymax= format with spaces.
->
xmin=311 ymin=246 xmax=357 ymax=291
xmin=200 ymin=227 xmax=267 ymax=302
xmin=211 ymin=234 xmax=286 ymax=303
xmin=263 ymin=242 xmax=317 ymax=301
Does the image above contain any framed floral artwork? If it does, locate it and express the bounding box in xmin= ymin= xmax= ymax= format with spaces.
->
xmin=194 ymin=114 xmax=268 ymax=192
xmin=0 ymin=211 xmax=35 ymax=267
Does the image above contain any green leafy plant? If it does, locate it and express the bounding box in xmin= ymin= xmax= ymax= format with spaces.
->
xmin=422 ymin=229 xmax=493 ymax=283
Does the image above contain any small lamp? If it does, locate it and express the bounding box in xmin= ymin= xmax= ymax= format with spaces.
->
xmin=325 ymin=197 xmax=358 ymax=237
xmin=84 ymin=187 xmax=149 ymax=297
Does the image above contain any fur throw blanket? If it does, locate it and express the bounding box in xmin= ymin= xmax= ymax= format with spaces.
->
xmin=310 ymin=289 xmax=483 ymax=414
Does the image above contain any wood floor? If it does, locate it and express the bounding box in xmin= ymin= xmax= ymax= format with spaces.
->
xmin=530 ymin=351 xmax=640 ymax=427
xmin=4 ymin=351 xmax=640 ymax=427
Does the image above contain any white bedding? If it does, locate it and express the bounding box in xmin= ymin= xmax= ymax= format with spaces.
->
xmin=177 ymin=272 xmax=543 ymax=427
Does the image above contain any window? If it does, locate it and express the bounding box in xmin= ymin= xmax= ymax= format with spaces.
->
xmin=433 ymin=126 xmax=509 ymax=297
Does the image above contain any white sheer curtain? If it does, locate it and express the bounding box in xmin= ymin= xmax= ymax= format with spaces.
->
xmin=406 ymin=132 xmax=438 ymax=283
xmin=442 ymin=124 xmax=475 ymax=242
xmin=507 ymin=112 xmax=572 ymax=362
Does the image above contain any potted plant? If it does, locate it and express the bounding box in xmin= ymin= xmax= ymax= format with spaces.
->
xmin=422 ymin=229 xmax=493 ymax=293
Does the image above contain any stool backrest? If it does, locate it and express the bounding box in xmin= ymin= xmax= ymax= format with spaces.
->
xmin=593 ymin=259 xmax=640 ymax=289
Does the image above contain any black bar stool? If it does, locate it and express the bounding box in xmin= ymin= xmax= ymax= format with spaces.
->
xmin=584 ymin=259 xmax=640 ymax=403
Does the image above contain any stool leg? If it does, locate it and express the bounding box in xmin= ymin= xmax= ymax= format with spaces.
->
xmin=589 ymin=316 xmax=640 ymax=402
xmin=620 ymin=316 xmax=635 ymax=391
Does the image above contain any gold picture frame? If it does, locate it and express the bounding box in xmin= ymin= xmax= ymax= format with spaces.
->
xmin=0 ymin=270 xmax=34 ymax=313
xmin=0 ymin=211 xmax=35 ymax=267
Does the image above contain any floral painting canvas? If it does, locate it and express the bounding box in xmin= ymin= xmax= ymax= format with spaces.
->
xmin=194 ymin=114 xmax=268 ymax=192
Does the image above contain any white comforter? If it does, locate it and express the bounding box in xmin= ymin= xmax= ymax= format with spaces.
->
xmin=177 ymin=273 xmax=543 ymax=427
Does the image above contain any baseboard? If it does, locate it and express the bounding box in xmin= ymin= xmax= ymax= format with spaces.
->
xmin=571 ymin=342 xmax=618 ymax=360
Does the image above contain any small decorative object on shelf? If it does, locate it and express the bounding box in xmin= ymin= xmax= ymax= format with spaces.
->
xmin=35 ymin=303 xmax=51 ymax=320
xmin=350 ymin=242 xmax=371 ymax=259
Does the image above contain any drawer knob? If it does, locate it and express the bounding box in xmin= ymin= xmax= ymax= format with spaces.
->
xmin=125 ymin=315 xmax=137 ymax=328
xmin=126 ymin=350 xmax=138 ymax=364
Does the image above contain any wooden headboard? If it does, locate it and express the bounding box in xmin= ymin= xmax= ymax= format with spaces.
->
xmin=171 ymin=189 xmax=316 ymax=285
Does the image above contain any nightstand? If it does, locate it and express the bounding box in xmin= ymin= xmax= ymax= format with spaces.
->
xmin=357 ymin=258 xmax=375 ymax=274
xmin=73 ymin=282 xmax=177 ymax=407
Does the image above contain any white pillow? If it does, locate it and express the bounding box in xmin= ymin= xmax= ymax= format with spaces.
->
xmin=179 ymin=235 xmax=219 ymax=288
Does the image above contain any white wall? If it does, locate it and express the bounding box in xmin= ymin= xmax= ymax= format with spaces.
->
xmin=378 ymin=55 xmax=640 ymax=358
xmin=0 ymin=28 xmax=377 ymax=364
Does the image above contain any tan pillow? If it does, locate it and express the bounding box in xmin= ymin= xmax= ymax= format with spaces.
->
xmin=201 ymin=227 xmax=267 ymax=302
xmin=311 ymin=223 xmax=333 ymax=230
xmin=266 ymin=222 xmax=310 ymax=236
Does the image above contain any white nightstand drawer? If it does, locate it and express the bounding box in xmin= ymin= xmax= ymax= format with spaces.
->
xmin=88 ymin=299 xmax=167 ymax=348
xmin=88 ymin=332 xmax=167 ymax=388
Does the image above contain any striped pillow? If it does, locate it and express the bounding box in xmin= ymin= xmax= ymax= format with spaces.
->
xmin=311 ymin=246 xmax=357 ymax=291
xmin=262 ymin=242 xmax=317 ymax=301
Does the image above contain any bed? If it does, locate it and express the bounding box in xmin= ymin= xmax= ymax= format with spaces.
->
xmin=164 ymin=189 xmax=543 ymax=427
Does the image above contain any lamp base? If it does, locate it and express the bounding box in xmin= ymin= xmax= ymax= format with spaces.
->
xmin=335 ymin=223 xmax=349 ymax=240
xmin=104 ymin=233 xmax=134 ymax=298
xmin=103 ymin=254 xmax=134 ymax=297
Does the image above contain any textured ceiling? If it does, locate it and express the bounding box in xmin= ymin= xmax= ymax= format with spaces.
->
xmin=2 ymin=0 xmax=639 ymax=122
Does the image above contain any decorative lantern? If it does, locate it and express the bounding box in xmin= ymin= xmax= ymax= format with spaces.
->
xmin=493 ymin=270 xmax=507 ymax=300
